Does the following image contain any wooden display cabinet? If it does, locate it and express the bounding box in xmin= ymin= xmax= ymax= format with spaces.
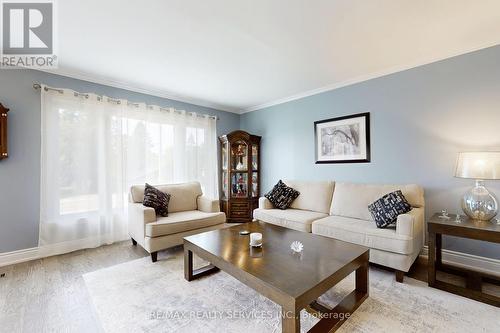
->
xmin=219 ymin=130 xmax=261 ymax=223
xmin=0 ymin=103 xmax=9 ymax=160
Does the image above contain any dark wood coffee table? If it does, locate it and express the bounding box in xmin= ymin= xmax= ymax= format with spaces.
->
xmin=183 ymin=222 xmax=369 ymax=333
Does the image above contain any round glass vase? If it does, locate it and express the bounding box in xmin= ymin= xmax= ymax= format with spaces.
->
xmin=461 ymin=180 xmax=499 ymax=221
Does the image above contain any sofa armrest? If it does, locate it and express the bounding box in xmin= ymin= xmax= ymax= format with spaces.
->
xmin=128 ymin=203 xmax=156 ymax=242
xmin=396 ymin=207 xmax=424 ymax=238
xmin=197 ymin=196 xmax=220 ymax=213
xmin=258 ymin=197 xmax=273 ymax=209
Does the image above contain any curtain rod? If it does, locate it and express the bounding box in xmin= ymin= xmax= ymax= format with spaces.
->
xmin=32 ymin=82 xmax=219 ymax=120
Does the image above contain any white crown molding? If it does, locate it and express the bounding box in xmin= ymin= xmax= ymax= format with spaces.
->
xmin=35 ymin=68 xmax=241 ymax=114
xmin=242 ymin=41 xmax=500 ymax=113
xmin=20 ymin=41 xmax=500 ymax=115
xmin=420 ymin=246 xmax=500 ymax=277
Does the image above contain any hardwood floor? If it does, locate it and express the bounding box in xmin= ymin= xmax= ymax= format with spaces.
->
xmin=0 ymin=242 xmax=498 ymax=332
xmin=0 ymin=241 xmax=148 ymax=333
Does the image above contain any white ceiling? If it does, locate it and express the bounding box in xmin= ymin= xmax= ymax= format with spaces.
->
xmin=52 ymin=0 xmax=500 ymax=113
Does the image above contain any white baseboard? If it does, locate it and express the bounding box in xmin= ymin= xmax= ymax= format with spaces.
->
xmin=420 ymin=246 xmax=500 ymax=277
xmin=0 ymin=247 xmax=39 ymax=267
xmin=0 ymin=234 xmax=128 ymax=268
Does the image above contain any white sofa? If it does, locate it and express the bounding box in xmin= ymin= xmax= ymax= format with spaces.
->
xmin=253 ymin=180 xmax=425 ymax=282
xmin=128 ymin=181 xmax=226 ymax=262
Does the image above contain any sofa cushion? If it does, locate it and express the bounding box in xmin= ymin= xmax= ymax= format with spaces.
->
xmin=312 ymin=215 xmax=414 ymax=254
xmin=131 ymin=182 xmax=203 ymax=213
xmin=368 ymin=190 xmax=412 ymax=228
xmin=145 ymin=210 xmax=225 ymax=237
xmin=143 ymin=183 xmax=171 ymax=217
xmin=330 ymin=182 xmax=424 ymax=220
xmin=284 ymin=180 xmax=334 ymax=214
xmin=265 ymin=180 xmax=300 ymax=210
xmin=253 ymin=208 xmax=328 ymax=233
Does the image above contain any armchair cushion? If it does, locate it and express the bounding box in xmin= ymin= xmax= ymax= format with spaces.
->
xmin=197 ymin=196 xmax=220 ymax=213
xmin=145 ymin=211 xmax=225 ymax=237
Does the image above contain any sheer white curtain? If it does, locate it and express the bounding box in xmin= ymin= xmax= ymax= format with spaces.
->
xmin=39 ymin=86 xmax=218 ymax=255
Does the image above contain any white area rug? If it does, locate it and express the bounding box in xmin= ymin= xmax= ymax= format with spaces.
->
xmin=83 ymin=248 xmax=499 ymax=333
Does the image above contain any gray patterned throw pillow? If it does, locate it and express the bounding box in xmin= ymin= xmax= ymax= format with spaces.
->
xmin=265 ymin=180 xmax=300 ymax=210
xmin=368 ymin=190 xmax=412 ymax=228
xmin=143 ymin=183 xmax=171 ymax=217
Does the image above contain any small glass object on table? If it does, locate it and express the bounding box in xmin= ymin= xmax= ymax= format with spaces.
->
xmin=439 ymin=209 xmax=450 ymax=219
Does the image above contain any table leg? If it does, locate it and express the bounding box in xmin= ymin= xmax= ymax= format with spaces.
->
xmin=356 ymin=260 xmax=369 ymax=294
xmin=466 ymin=271 xmax=483 ymax=291
xmin=184 ymin=248 xmax=194 ymax=281
xmin=184 ymin=246 xmax=219 ymax=282
xmin=428 ymin=231 xmax=436 ymax=286
xmin=308 ymin=259 xmax=369 ymax=333
xmin=282 ymin=305 xmax=299 ymax=333
xmin=436 ymin=233 xmax=442 ymax=268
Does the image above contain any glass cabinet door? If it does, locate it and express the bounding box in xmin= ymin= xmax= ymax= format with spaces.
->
xmin=222 ymin=142 xmax=228 ymax=171
xmin=231 ymin=173 xmax=248 ymax=198
xmin=252 ymin=172 xmax=258 ymax=197
xmin=231 ymin=141 xmax=248 ymax=171
xmin=251 ymin=144 xmax=258 ymax=171
xmin=222 ymin=171 xmax=228 ymax=199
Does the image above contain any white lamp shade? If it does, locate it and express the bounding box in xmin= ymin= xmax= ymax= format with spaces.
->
xmin=455 ymin=152 xmax=500 ymax=180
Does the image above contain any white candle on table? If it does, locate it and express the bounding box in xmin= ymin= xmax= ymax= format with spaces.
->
xmin=250 ymin=233 xmax=262 ymax=246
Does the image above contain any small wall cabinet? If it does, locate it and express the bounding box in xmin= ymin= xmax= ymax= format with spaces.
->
xmin=219 ymin=130 xmax=261 ymax=223
xmin=0 ymin=103 xmax=9 ymax=160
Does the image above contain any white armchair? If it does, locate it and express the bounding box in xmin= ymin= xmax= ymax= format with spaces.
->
xmin=128 ymin=182 xmax=226 ymax=262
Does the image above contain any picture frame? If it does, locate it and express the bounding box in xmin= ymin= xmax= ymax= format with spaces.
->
xmin=314 ymin=112 xmax=370 ymax=164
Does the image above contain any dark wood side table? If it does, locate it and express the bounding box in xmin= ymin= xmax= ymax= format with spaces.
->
xmin=428 ymin=213 xmax=500 ymax=307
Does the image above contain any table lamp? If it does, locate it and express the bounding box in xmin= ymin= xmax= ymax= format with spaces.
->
xmin=455 ymin=152 xmax=500 ymax=221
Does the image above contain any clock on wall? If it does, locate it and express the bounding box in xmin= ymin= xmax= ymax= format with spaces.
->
xmin=0 ymin=103 xmax=9 ymax=160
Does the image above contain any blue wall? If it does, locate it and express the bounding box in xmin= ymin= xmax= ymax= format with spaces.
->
xmin=0 ymin=69 xmax=240 ymax=253
xmin=2 ymin=46 xmax=500 ymax=259
xmin=241 ymin=46 xmax=500 ymax=259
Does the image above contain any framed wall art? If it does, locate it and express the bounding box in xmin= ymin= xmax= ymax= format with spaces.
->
xmin=314 ymin=112 xmax=370 ymax=164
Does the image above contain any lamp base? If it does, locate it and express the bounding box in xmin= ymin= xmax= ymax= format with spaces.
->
xmin=461 ymin=180 xmax=498 ymax=221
